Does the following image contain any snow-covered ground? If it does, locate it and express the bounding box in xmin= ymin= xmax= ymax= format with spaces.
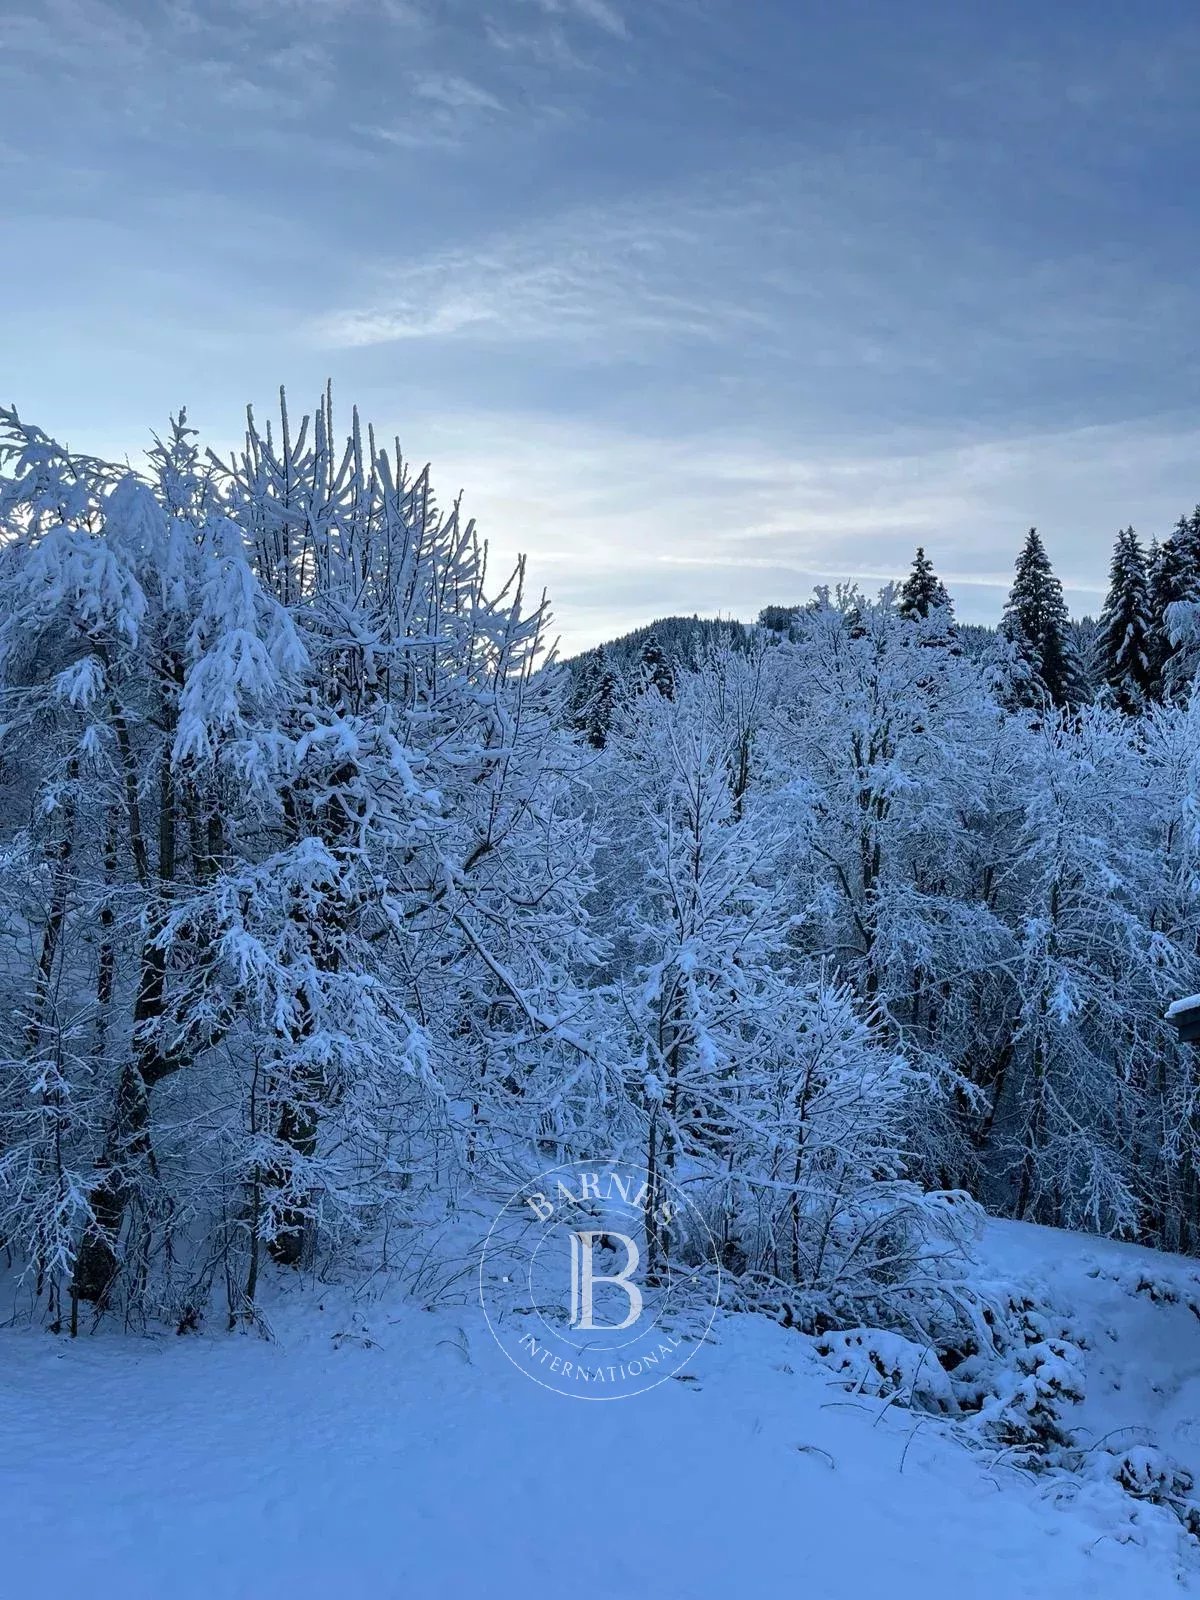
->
xmin=4 ymin=1221 xmax=1200 ymax=1598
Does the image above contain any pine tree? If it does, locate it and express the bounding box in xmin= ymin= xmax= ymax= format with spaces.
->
xmin=637 ymin=631 xmax=675 ymax=700
xmin=1000 ymin=528 xmax=1085 ymax=710
xmin=1094 ymin=526 xmax=1152 ymax=712
xmin=1148 ymin=516 xmax=1200 ymax=701
xmin=898 ymin=547 xmax=952 ymax=620
xmin=582 ymin=650 xmax=620 ymax=749
xmin=568 ymin=647 xmax=603 ymax=732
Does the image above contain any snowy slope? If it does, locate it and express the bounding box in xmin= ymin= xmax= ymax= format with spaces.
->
xmin=984 ymin=1220 xmax=1200 ymax=1525
xmin=3 ymin=1223 xmax=1200 ymax=1599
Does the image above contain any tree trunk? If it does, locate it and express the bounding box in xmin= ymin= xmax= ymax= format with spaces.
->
xmin=73 ymin=737 xmax=178 ymax=1306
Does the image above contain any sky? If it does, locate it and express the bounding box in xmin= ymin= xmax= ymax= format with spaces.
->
xmin=3 ymin=0 xmax=1199 ymax=656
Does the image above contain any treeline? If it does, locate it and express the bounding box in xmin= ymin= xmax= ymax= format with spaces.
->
xmin=571 ymin=514 xmax=1200 ymax=749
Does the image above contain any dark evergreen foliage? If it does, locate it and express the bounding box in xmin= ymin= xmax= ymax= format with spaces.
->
xmin=637 ymin=631 xmax=676 ymax=699
xmin=898 ymin=547 xmax=952 ymax=620
xmin=1094 ymin=527 xmax=1152 ymax=713
xmin=1000 ymin=528 xmax=1087 ymax=710
xmin=1148 ymin=515 xmax=1200 ymax=701
xmin=582 ymin=652 xmax=620 ymax=749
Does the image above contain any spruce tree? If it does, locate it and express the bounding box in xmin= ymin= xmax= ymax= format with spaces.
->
xmin=637 ymin=631 xmax=676 ymax=700
xmin=898 ymin=547 xmax=952 ymax=620
xmin=1000 ymin=527 xmax=1085 ymax=710
xmin=1148 ymin=517 xmax=1200 ymax=701
xmin=583 ymin=651 xmax=620 ymax=749
xmin=1094 ymin=526 xmax=1152 ymax=712
xmin=568 ymin=647 xmax=603 ymax=732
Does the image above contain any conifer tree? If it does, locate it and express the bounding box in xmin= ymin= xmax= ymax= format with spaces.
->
xmin=568 ymin=647 xmax=603 ymax=732
xmin=637 ymin=631 xmax=676 ymax=700
xmin=1149 ymin=515 xmax=1200 ymax=701
xmin=898 ymin=547 xmax=952 ymax=620
xmin=1000 ymin=528 xmax=1085 ymax=710
xmin=583 ymin=650 xmax=620 ymax=749
xmin=1094 ymin=526 xmax=1152 ymax=712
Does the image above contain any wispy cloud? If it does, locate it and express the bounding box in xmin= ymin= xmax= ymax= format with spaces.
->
xmin=528 ymin=0 xmax=630 ymax=40
xmin=413 ymin=71 xmax=506 ymax=111
xmin=0 ymin=0 xmax=342 ymax=129
xmin=310 ymin=144 xmax=1192 ymax=401
xmin=312 ymin=191 xmax=769 ymax=350
xmin=482 ymin=0 xmax=635 ymax=68
xmin=357 ymin=68 xmax=510 ymax=149
xmin=413 ymin=410 xmax=1200 ymax=653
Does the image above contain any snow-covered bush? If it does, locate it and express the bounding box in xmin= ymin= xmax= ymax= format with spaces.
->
xmin=1090 ymin=1446 xmax=1200 ymax=1537
xmin=814 ymin=1326 xmax=960 ymax=1413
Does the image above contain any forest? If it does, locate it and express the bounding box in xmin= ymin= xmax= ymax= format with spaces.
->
xmin=1 ymin=393 xmax=1199 ymax=1444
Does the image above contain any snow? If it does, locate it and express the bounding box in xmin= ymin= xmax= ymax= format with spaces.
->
xmin=984 ymin=1220 xmax=1200 ymax=1474
xmin=1167 ymin=994 xmax=1200 ymax=1018
xmin=4 ymin=1222 xmax=1200 ymax=1598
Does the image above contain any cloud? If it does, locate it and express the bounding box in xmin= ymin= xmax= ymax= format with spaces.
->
xmin=357 ymin=68 xmax=510 ymax=150
xmin=411 ymin=410 xmax=1200 ymax=655
xmin=312 ymin=192 xmax=770 ymax=350
xmin=413 ymin=71 xmax=507 ymax=112
xmin=0 ymin=0 xmax=343 ymax=132
xmin=309 ymin=143 xmax=1192 ymax=418
xmin=484 ymin=0 xmax=632 ymax=63
xmin=9 ymin=0 xmax=1198 ymax=673
xmin=529 ymin=0 xmax=629 ymax=39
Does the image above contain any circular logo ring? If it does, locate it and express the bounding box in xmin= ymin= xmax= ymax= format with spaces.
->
xmin=479 ymin=1157 xmax=722 ymax=1400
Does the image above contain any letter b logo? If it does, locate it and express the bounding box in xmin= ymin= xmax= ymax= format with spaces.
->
xmin=568 ymin=1230 xmax=643 ymax=1331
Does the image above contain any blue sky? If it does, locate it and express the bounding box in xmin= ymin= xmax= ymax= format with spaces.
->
xmin=3 ymin=0 xmax=1199 ymax=654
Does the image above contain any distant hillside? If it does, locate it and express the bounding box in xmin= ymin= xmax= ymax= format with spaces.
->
xmin=564 ymin=614 xmax=756 ymax=675
xmin=568 ymin=606 xmax=1098 ymax=675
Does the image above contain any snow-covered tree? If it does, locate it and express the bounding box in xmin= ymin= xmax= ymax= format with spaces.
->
xmin=636 ymin=631 xmax=676 ymax=700
xmin=581 ymin=649 xmax=620 ymax=749
xmin=1001 ymin=528 xmax=1086 ymax=710
xmin=1095 ymin=526 xmax=1153 ymax=712
xmin=1148 ymin=518 xmax=1200 ymax=702
xmin=898 ymin=546 xmax=952 ymax=620
xmin=0 ymin=395 xmax=599 ymax=1324
xmin=4 ymin=387 xmax=1200 ymax=1354
xmin=594 ymin=666 xmax=969 ymax=1313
